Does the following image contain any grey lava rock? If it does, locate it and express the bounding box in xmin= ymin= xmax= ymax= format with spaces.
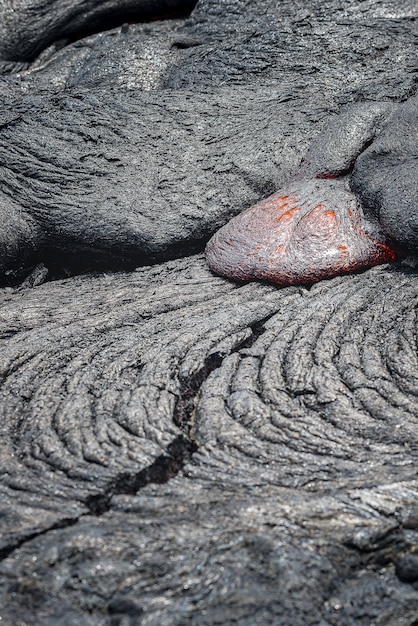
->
xmin=0 ymin=256 xmax=418 ymax=625
xmin=0 ymin=0 xmax=197 ymax=63
xmin=0 ymin=0 xmax=416 ymax=282
xmin=396 ymin=554 xmax=418 ymax=584
xmin=352 ymin=94 xmax=418 ymax=252
xmin=0 ymin=86 xmax=317 ymax=282
xmin=0 ymin=0 xmax=417 ymax=625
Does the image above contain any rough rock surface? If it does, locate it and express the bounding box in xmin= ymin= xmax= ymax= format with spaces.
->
xmin=0 ymin=0 xmax=198 ymax=63
xmin=1 ymin=256 xmax=418 ymax=625
xmin=0 ymin=0 xmax=416 ymax=281
xmin=352 ymin=94 xmax=418 ymax=251
xmin=0 ymin=0 xmax=418 ymax=624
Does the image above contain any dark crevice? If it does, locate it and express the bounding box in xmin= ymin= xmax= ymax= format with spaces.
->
xmin=0 ymin=314 xmax=274 ymax=558
xmin=88 ymin=314 xmax=276 ymax=517
xmin=88 ymin=350 xmax=229 ymax=511
xmin=171 ymin=38 xmax=203 ymax=49
xmin=85 ymin=435 xmax=197 ymax=516
xmin=291 ymin=389 xmax=316 ymax=398
xmin=0 ymin=437 xmax=196 ymax=561
xmin=3 ymin=235 xmax=212 ymax=288
xmin=173 ymin=313 xmax=275 ymax=433
xmin=174 ymin=354 xmax=223 ymax=431
xmin=240 ymin=314 xmax=277 ymax=349
xmin=0 ymin=516 xmax=79 ymax=561
xmin=86 ymin=342 xmax=239 ymax=515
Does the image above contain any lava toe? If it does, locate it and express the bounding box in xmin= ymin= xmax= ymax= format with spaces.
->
xmin=205 ymin=179 xmax=395 ymax=285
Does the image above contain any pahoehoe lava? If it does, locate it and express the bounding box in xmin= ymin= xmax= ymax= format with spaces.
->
xmin=0 ymin=0 xmax=416 ymax=284
xmin=0 ymin=0 xmax=199 ymax=63
xmin=206 ymin=98 xmax=418 ymax=286
xmin=0 ymin=0 xmax=418 ymax=624
xmin=0 ymin=256 xmax=418 ymax=624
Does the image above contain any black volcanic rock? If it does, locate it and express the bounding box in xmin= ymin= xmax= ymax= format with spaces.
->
xmin=0 ymin=1 xmax=417 ymax=625
xmin=0 ymin=0 xmax=416 ymax=282
xmin=352 ymin=94 xmax=418 ymax=251
xmin=0 ymin=0 xmax=197 ymax=63
xmin=0 ymin=85 xmax=320 ymax=282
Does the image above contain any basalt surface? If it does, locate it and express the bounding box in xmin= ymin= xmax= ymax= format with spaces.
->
xmin=1 ymin=256 xmax=418 ymax=625
xmin=0 ymin=0 xmax=418 ymax=624
xmin=0 ymin=0 xmax=416 ymax=281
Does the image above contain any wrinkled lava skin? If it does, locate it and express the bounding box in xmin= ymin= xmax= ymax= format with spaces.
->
xmin=0 ymin=0 xmax=197 ymax=62
xmin=206 ymin=176 xmax=396 ymax=285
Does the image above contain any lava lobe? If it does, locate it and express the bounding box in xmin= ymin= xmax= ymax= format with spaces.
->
xmin=206 ymin=175 xmax=395 ymax=286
